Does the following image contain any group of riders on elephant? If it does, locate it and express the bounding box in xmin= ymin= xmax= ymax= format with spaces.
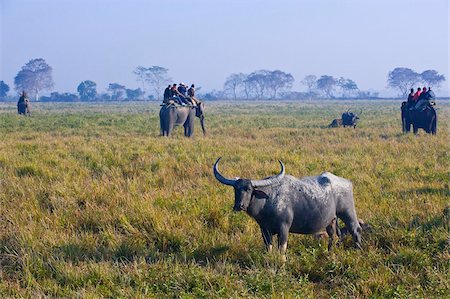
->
xmin=159 ymin=82 xmax=207 ymax=137
xmin=159 ymin=101 xmax=206 ymax=137
xmin=401 ymin=102 xmax=437 ymax=135
xmin=401 ymin=87 xmax=437 ymax=135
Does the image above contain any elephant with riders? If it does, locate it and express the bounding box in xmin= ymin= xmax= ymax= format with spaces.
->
xmin=159 ymin=102 xmax=206 ymax=137
xmin=159 ymin=82 xmax=206 ymax=137
xmin=401 ymin=87 xmax=437 ymax=135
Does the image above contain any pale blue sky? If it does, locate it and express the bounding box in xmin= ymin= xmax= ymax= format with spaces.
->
xmin=1 ymin=0 xmax=449 ymax=96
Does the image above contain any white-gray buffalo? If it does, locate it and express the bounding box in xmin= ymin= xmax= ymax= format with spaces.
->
xmin=213 ymin=158 xmax=362 ymax=258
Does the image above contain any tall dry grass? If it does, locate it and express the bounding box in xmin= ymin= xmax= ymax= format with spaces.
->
xmin=0 ymin=100 xmax=449 ymax=298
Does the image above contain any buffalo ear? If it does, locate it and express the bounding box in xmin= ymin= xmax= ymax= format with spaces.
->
xmin=252 ymin=190 xmax=269 ymax=199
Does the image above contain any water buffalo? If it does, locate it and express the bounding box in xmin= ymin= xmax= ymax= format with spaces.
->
xmin=213 ymin=158 xmax=362 ymax=259
xmin=342 ymin=109 xmax=361 ymax=128
xmin=328 ymin=118 xmax=343 ymax=128
xmin=159 ymin=102 xmax=206 ymax=137
xmin=401 ymin=101 xmax=437 ymax=135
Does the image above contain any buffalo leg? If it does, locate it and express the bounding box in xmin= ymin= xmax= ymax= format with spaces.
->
xmin=260 ymin=227 xmax=273 ymax=252
xmin=278 ymin=225 xmax=289 ymax=261
xmin=338 ymin=213 xmax=362 ymax=249
xmin=326 ymin=218 xmax=337 ymax=251
xmin=335 ymin=218 xmax=342 ymax=245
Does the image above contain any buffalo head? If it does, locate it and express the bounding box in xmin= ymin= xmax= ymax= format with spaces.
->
xmin=213 ymin=158 xmax=285 ymax=212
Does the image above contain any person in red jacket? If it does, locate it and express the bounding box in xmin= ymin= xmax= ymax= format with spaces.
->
xmin=412 ymin=87 xmax=422 ymax=101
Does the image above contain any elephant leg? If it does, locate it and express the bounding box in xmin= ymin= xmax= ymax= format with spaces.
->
xmin=413 ymin=124 xmax=418 ymax=135
xmin=160 ymin=108 xmax=172 ymax=137
xmin=428 ymin=115 xmax=435 ymax=135
xmin=165 ymin=109 xmax=178 ymax=136
xmin=184 ymin=122 xmax=194 ymax=137
xmin=432 ymin=117 xmax=437 ymax=135
xmin=184 ymin=113 xmax=195 ymax=137
xmin=159 ymin=114 xmax=165 ymax=136
xmin=167 ymin=121 xmax=174 ymax=136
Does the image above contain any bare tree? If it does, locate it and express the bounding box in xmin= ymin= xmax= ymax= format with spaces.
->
xmin=224 ymin=73 xmax=246 ymax=100
xmin=337 ymin=77 xmax=358 ymax=98
xmin=145 ymin=66 xmax=172 ymax=101
xmin=14 ymin=58 xmax=54 ymax=101
xmin=420 ymin=70 xmax=446 ymax=88
xmin=246 ymin=70 xmax=271 ymax=99
xmin=316 ymin=75 xmax=337 ymax=98
xmin=301 ymin=75 xmax=317 ymax=100
xmin=133 ymin=66 xmax=148 ymax=98
xmin=265 ymin=70 xmax=294 ymax=99
xmin=108 ymin=83 xmax=126 ymax=100
xmin=242 ymin=76 xmax=254 ymax=99
xmin=387 ymin=67 xmax=420 ymax=98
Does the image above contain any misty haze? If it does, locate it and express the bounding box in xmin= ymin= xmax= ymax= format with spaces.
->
xmin=0 ymin=0 xmax=449 ymax=298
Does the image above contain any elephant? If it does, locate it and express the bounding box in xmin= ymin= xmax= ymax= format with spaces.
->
xmin=401 ymin=101 xmax=437 ymax=135
xmin=159 ymin=102 xmax=206 ymax=137
xmin=17 ymin=101 xmax=30 ymax=116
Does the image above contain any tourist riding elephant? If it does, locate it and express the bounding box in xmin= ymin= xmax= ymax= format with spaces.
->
xmin=401 ymin=101 xmax=437 ymax=135
xmin=17 ymin=91 xmax=31 ymax=116
xmin=159 ymin=102 xmax=206 ymax=137
xmin=18 ymin=102 xmax=28 ymax=115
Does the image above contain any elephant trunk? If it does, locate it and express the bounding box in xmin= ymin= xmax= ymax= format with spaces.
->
xmin=200 ymin=115 xmax=207 ymax=136
xmin=196 ymin=103 xmax=207 ymax=136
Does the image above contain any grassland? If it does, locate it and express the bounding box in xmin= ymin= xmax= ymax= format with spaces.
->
xmin=0 ymin=100 xmax=449 ymax=298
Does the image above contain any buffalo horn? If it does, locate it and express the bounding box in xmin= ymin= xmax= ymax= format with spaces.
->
xmin=213 ymin=157 xmax=238 ymax=186
xmin=251 ymin=161 xmax=285 ymax=187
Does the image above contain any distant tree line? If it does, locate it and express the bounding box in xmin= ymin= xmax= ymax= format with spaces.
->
xmin=0 ymin=58 xmax=446 ymax=102
xmin=223 ymin=70 xmax=294 ymax=100
xmin=219 ymin=72 xmax=378 ymax=100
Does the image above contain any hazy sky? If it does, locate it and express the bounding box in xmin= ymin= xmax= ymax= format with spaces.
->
xmin=1 ymin=0 xmax=449 ymax=96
